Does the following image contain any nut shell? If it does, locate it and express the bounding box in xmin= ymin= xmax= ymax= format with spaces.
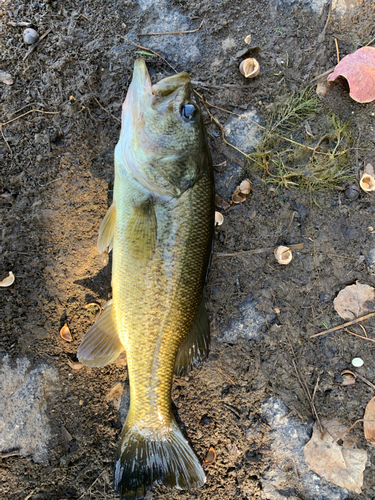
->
xmin=274 ymin=246 xmax=293 ymax=265
xmin=360 ymin=175 xmax=375 ymax=192
xmin=215 ymin=211 xmax=224 ymax=226
xmin=23 ymin=28 xmax=39 ymax=45
xmin=0 ymin=271 xmax=15 ymax=287
xmin=60 ymin=324 xmax=72 ymax=342
xmin=360 ymin=163 xmax=375 ymax=192
xmin=239 ymin=58 xmax=260 ymax=78
xmin=239 ymin=179 xmax=251 ymax=194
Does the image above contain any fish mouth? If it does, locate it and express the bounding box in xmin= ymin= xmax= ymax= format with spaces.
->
xmin=121 ymin=59 xmax=153 ymax=127
xmin=122 ymin=60 xmax=192 ymax=129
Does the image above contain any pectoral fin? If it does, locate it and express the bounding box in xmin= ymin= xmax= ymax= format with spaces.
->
xmin=77 ymin=300 xmax=124 ymax=367
xmin=98 ymin=203 xmax=116 ymax=254
xmin=127 ymin=201 xmax=157 ymax=262
xmin=174 ymin=295 xmax=210 ymax=376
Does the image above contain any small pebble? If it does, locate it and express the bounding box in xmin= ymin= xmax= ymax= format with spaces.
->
xmin=352 ymin=357 xmax=364 ymax=367
xmin=344 ymin=185 xmax=360 ymax=200
xmin=23 ymin=28 xmax=39 ymax=45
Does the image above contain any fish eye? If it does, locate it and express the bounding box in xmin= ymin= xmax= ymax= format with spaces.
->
xmin=181 ymin=103 xmax=197 ymax=121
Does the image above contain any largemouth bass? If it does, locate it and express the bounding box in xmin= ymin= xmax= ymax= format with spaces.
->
xmin=77 ymin=59 xmax=214 ymax=499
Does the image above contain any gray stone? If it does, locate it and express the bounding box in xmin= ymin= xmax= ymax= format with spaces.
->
xmin=0 ymin=356 xmax=58 ymax=464
xmin=130 ymin=0 xmax=201 ymax=68
xmin=224 ymin=109 xmax=262 ymax=155
xmin=219 ymin=295 xmax=276 ymax=344
xmin=261 ymin=397 xmax=349 ymax=500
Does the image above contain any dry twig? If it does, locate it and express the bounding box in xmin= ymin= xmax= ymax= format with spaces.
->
xmin=216 ymin=243 xmax=303 ymax=258
xmin=345 ymin=328 xmax=375 ymax=343
xmin=334 ymin=37 xmax=340 ymax=63
xmin=310 ymin=312 xmax=375 ymax=339
xmin=120 ymin=36 xmax=177 ymax=73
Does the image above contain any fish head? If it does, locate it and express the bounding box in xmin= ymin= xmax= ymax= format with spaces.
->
xmin=117 ymin=59 xmax=210 ymax=198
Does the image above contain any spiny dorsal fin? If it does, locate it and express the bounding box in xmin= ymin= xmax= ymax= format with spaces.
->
xmin=77 ymin=300 xmax=124 ymax=367
xmin=174 ymin=295 xmax=210 ymax=377
xmin=98 ymin=202 xmax=116 ymax=254
xmin=126 ymin=200 xmax=157 ymax=263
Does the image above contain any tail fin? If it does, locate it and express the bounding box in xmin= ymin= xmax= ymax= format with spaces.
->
xmin=114 ymin=420 xmax=205 ymax=499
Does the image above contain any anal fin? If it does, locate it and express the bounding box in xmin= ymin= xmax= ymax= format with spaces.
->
xmin=98 ymin=202 xmax=116 ymax=254
xmin=77 ymin=300 xmax=124 ymax=367
xmin=174 ymin=295 xmax=210 ymax=377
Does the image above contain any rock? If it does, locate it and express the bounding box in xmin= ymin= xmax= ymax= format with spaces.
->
xmin=260 ymin=397 xmax=349 ymax=500
xmin=218 ymin=295 xmax=275 ymax=344
xmin=130 ymin=0 xmax=202 ymax=67
xmin=224 ymin=109 xmax=262 ymax=156
xmin=0 ymin=356 xmax=58 ymax=464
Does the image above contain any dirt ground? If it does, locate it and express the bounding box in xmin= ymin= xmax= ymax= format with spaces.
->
xmin=1 ymin=0 xmax=375 ymax=499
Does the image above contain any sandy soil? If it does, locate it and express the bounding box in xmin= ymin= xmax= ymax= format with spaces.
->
xmin=1 ymin=0 xmax=375 ymax=499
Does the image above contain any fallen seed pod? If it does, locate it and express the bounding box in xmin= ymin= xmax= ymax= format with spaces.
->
xmin=215 ymin=194 xmax=230 ymax=210
xmin=244 ymin=34 xmax=252 ymax=45
xmin=239 ymin=58 xmax=260 ymax=78
xmin=204 ymin=446 xmax=216 ymax=465
xmin=239 ymin=179 xmax=251 ymax=194
xmin=231 ymin=189 xmax=247 ymax=204
xmin=274 ymin=246 xmax=293 ymax=265
xmin=341 ymin=369 xmax=356 ymax=386
xmin=0 ymin=271 xmax=15 ymax=287
xmin=23 ymin=28 xmax=39 ymax=45
xmin=85 ymin=302 xmax=102 ymax=315
xmin=215 ymin=211 xmax=224 ymax=226
xmin=67 ymin=359 xmax=83 ymax=370
xmin=60 ymin=324 xmax=72 ymax=342
xmin=360 ymin=163 xmax=375 ymax=192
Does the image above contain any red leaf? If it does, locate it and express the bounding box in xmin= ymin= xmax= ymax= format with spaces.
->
xmin=327 ymin=46 xmax=375 ymax=103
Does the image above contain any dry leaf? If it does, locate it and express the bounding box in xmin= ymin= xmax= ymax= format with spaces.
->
xmin=327 ymin=46 xmax=375 ymax=103
xmin=364 ymin=396 xmax=375 ymax=444
xmin=304 ymin=420 xmax=367 ymax=494
xmin=333 ymin=282 xmax=375 ymax=320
